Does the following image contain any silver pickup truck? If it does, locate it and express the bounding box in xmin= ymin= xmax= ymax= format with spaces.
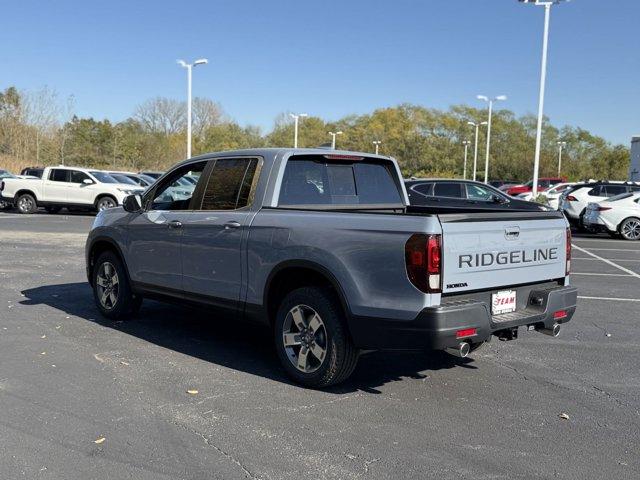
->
xmin=85 ymin=148 xmax=577 ymax=387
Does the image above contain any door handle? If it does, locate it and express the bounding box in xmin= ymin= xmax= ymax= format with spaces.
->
xmin=224 ymin=221 xmax=241 ymax=230
xmin=167 ymin=220 xmax=183 ymax=229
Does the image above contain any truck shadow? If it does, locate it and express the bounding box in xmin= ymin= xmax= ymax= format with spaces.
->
xmin=20 ymin=282 xmax=476 ymax=394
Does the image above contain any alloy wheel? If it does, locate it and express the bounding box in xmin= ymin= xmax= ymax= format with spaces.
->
xmin=282 ymin=304 xmax=328 ymax=373
xmin=18 ymin=196 xmax=34 ymax=213
xmin=622 ymin=219 xmax=640 ymax=240
xmin=98 ymin=198 xmax=116 ymax=211
xmin=96 ymin=262 xmax=119 ymax=310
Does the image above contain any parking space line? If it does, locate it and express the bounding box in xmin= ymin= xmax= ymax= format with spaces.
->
xmin=578 ymin=296 xmax=640 ymax=303
xmin=572 ymin=244 xmax=640 ymax=279
xmin=577 ymin=247 xmax=640 ymax=252
xmin=572 ymin=272 xmax=632 ymax=277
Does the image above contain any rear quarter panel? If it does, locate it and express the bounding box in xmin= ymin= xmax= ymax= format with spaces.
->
xmin=246 ymin=209 xmax=441 ymax=321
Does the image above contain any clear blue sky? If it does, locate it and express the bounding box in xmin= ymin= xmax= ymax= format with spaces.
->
xmin=1 ymin=0 xmax=638 ymax=145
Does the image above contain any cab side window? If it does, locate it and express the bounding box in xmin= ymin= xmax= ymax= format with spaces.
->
xmin=70 ymin=170 xmax=91 ymax=183
xmin=466 ymin=184 xmax=496 ymax=201
xmin=49 ymin=169 xmax=69 ymax=182
xmin=433 ymin=182 xmax=463 ymax=198
xmin=149 ymin=161 xmax=207 ymax=211
xmin=200 ymin=158 xmax=259 ymax=210
xmin=413 ymin=183 xmax=434 ymax=196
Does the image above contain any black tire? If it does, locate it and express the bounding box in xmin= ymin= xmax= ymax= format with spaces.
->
xmin=92 ymin=251 xmax=138 ymax=320
xmin=16 ymin=193 xmax=37 ymax=214
xmin=619 ymin=217 xmax=640 ymax=241
xmin=96 ymin=196 xmax=117 ymax=212
xmin=45 ymin=206 xmax=61 ymax=214
xmin=274 ymin=287 xmax=359 ymax=388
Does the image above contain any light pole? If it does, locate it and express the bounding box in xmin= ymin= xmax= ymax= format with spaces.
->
xmin=519 ymin=0 xmax=568 ymax=197
xmin=290 ymin=113 xmax=308 ymax=148
xmin=477 ymin=95 xmax=507 ymax=184
xmin=328 ymin=131 xmax=343 ymax=150
xmin=467 ymin=121 xmax=488 ymax=182
xmin=177 ymin=58 xmax=208 ymax=158
xmin=462 ymin=140 xmax=471 ymax=180
xmin=557 ymin=141 xmax=566 ymax=176
xmin=372 ymin=140 xmax=382 ymax=155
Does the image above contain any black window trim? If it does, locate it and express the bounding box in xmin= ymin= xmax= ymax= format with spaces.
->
xmin=143 ymin=159 xmax=210 ymax=212
xmin=48 ymin=168 xmax=70 ymax=183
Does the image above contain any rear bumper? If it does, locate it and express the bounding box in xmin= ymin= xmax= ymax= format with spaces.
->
xmin=349 ymin=284 xmax=577 ymax=350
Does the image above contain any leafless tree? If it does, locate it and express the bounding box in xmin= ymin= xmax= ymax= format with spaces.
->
xmin=192 ymin=97 xmax=224 ymax=138
xmin=134 ymin=97 xmax=185 ymax=135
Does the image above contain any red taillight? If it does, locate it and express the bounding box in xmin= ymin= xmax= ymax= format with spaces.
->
xmin=554 ymin=310 xmax=568 ymax=320
xmin=598 ymin=206 xmax=612 ymax=211
xmin=0 ymin=180 xmax=4 ymax=192
xmin=323 ymin=154 xmax=364 ymax=161
xmin=566 ymin=195 xmax=577 ymax=201
xmin=405 ymin=233 xmax=442 ymax=294
xmin=456 ymin=328 xmax=477 ymax=339
xmin=565 ymin=227 xmax=571 ymax=276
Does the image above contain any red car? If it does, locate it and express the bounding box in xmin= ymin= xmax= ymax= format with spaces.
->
xmin=506 ymin=177 xmax=566 ymax=196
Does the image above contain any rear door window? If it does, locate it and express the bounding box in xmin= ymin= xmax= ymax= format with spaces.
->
xmin=603 ymin=185 xmax=627 ymax=197
xmin=466 ymin=184 xmax=496 ymax=201
xmin=49 ymin=169 xmax=69 ymax=182
xmin=278 ymin=157 xmax=402 ymax=206
xmin=69 ymin=170 xmax=91 ymax=183
xmin=433 ymin=182 xmax=463 ymax=199
xmin=412 ymin=183 xmax=434 ymax=196
xmin=200 ymin=158 xmax=259 ymax=210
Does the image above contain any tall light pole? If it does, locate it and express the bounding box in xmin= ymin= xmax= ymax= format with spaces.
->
xmin=519 ymin=0 xmax=568 ymax=197
xmin=328 ymin=131 xmax=343 ymax=149
xmin=467 ymin=121 xmax=488 ymax=182
xmin=557 ymin=141 xmax=566 ymax=176
xmin=290 ymin=113 xmax=308 ymax=148
xmin=462 ymin=140 xmax=471 ymax=180
xmin=477 ymin=95 xmax=507 ymax=184
xmin=372 ymin=140 xmax=382 ymax=155
xmin=177 ymin=58 xmax=208 ymax=158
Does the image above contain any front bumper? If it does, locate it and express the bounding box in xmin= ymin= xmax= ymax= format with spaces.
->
xmin=349 ymin=284 xmax=578 ymax=350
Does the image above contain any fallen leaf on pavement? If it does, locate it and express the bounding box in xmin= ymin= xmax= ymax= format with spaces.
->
xmin=187 ymin=389 xmax=199 ymax=395
xmin=94 ymin=437 xmax=106 ymax=444
xmin=559 ymin=413 xmax=570 ymax=420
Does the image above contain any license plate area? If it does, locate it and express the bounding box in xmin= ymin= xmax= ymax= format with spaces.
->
xmin=492 ymin=290 xmax=517 ymax=315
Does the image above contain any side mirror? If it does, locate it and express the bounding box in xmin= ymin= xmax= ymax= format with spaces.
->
xmin=123 ymin=195 xmax=142 ymax=213
xmin=82 ymin=178 xmax=94 ymax=185
xmin=492 ymin=194 xmax=506 ymax=204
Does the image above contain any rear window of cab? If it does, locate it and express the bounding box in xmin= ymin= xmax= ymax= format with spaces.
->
xmin=278 ymin=155 xmax=403 ymax=206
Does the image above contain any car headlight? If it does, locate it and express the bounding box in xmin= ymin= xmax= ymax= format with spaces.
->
xmin=118 ymin=188 xmax=137 ymax=195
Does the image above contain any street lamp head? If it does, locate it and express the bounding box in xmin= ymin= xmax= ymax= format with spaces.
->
xmin=177 ymin=60 xmax=188 ymax=68
xmin=477 ymin=95 xmax=489 ymax=102
xmin=299 ymin=113 xmax=308 ymax=118
xmin=194 ymin=58 xmax=208 ymax=66
xmin=336 ymin=131 xmax=343 ymax=135
xmin=481 ymin=121 xmax=488 ymax=126
xmin=495 ymin=95 xmax=508 ymax=101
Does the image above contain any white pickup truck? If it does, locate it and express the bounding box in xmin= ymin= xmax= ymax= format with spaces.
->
xmin=0 ymin=166 xmax=144 ymax=214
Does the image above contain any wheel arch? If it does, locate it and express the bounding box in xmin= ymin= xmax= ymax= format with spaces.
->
xmin=87 ymin=236 xmax=131 ymax=287
xmin=94 ymin=193 xmax=118 ymax=208
xmin=14 ymin=189 xmax=38 ymax=203
xmin=618 ymin=216 xmax=640 ymax=239
xmin=263 ymin=260 xmax=353 ymax=330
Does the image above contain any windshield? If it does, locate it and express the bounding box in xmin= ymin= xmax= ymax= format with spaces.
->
xmin=137 ymin=174 xmax=156 ymax=186
xmin=0 ymin=170 xmax=16 ymax=179
xmin=89 ymin=171 xmax=119 ymax=183
xmin=109 ymin=173 xmax=137 ymax=185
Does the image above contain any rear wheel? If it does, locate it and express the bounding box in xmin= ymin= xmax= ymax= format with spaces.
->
xmin=16 ymin=193 xmax=37 ymax=214
xmin=619 ymin=217 xmax=640 ymax=241
xmin=92 ymin=251 xmax=139 ymax=320
xmin=274 ymin=287 xmax=359 ymax=388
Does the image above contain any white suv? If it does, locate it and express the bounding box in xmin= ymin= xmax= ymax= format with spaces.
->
xmin=561 ymin=182 xmax=640 ymax=228
xmin=0 ymin=166 xmax=144 ymax=214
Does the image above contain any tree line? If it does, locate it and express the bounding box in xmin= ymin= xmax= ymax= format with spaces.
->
xmin=0 ymin=86 xmax=629 ymax=181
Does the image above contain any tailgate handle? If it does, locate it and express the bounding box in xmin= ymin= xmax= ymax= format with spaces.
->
xmin=167 ymin=220 xmax=183 ymax=229
xmin=224 ymin=221 xmax=241 ymax=230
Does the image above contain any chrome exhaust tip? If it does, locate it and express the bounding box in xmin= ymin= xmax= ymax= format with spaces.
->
xmin=537 ymin=323 xmax=561 ymax=338
xmin=446 ymin=342 xmax=471 ymax=358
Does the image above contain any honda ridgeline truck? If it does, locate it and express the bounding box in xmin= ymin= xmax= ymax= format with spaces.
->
xmin=85 ymin=149 xmax=577 ymax=387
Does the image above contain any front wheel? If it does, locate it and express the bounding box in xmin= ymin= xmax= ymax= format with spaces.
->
xmin=274 ymin=287 xmax=359 ymax=388
xmin=620 ymin=217 xmax=640 ymax=241
xmin=92 ymin=251 xmax=139 ymax=320
xmin=96 ymin=196 xmax=117 ymax=212
xmin=16 ymin=193 xmax=37 ymax=214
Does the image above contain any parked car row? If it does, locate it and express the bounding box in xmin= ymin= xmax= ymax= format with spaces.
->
xmin=0 ymin=166 xmax=162 ymax=214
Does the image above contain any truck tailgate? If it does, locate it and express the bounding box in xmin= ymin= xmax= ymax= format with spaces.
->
xmin=438 ymin=212 xmax=568 ymax=294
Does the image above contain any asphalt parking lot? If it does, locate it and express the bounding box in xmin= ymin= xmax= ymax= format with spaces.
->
xmin=1 ymin=211 xmax=639 ymax=480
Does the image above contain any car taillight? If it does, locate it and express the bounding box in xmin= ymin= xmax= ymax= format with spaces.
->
xmin=0 ymin=180 xmax=4 ymax=192
xmin=598 ymin=206 xmax=612 ymax=211
xmin=565 ymin=227 xmax=571 ymax=276
xmin=405 ymin=233 xmax=442 ymax=294
xmin=566 ymin=195 xmax=577 ymax=201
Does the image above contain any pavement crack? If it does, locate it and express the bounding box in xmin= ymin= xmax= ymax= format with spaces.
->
xmin=173 ymin=421 xmax=262 ymax=480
